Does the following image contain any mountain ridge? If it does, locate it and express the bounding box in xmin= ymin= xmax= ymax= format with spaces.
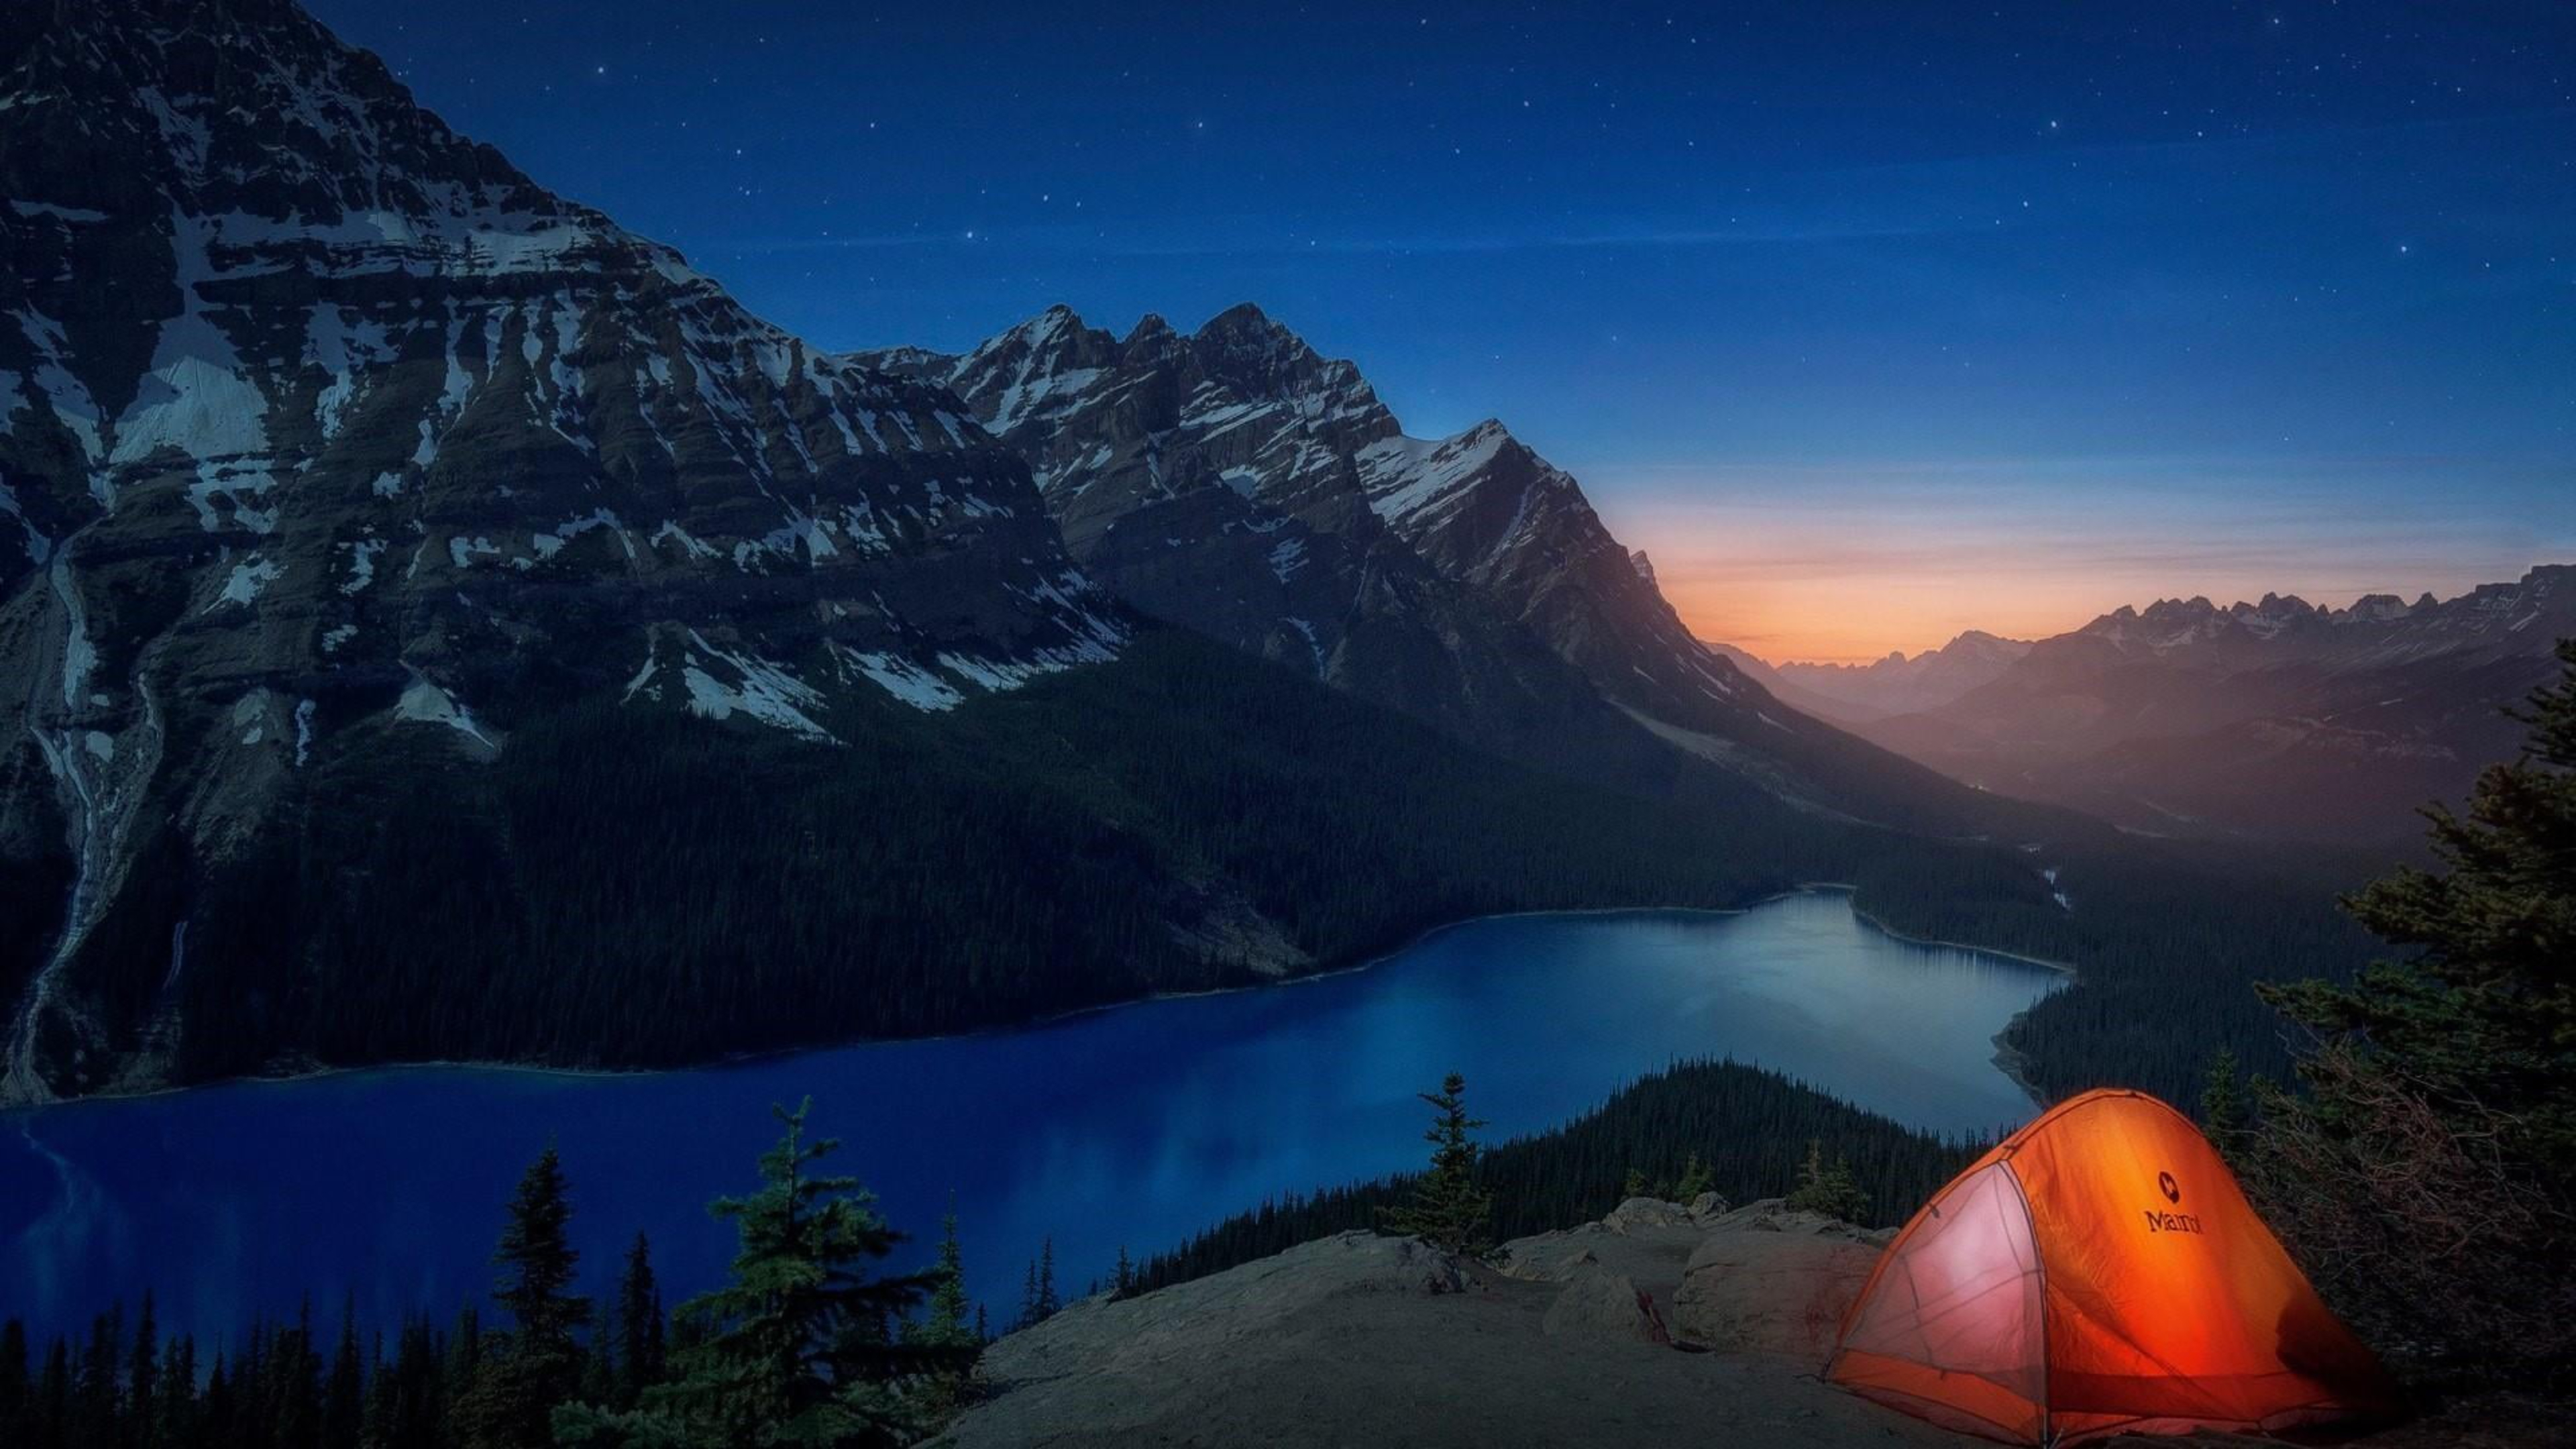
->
xmin=857 ymin=302 xmax=2004 ymax=832
xmin=1846 ymin=566 xmax=2574 ymax=843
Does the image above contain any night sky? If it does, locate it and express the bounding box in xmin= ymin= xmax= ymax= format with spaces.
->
xmin=309 ymin=0 xmax=2575 ymax=661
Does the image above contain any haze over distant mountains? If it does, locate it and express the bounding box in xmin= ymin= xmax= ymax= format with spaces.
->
xmin=1731 ymin=572 xmax=2575 ymax=847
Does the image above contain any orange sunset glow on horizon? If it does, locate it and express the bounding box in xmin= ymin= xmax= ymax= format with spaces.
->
xmin=1595 ymin=464 xmax=2574 ymax=667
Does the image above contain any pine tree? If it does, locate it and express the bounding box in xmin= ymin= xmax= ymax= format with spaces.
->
xmin=914 ymin=1214 xmax=975 ymax=1348
xmin=1377 ymin=1072 xmax=1496 ymax=1258
xmin=1674 ymin=1152 xmax=1716 ymax=1201
xmin=644 ymin=1098 xmax=966 ymax=1447
xmin=493 ymin=1147 xmax=590 ymax=1350
xmin=1110 ymin=1245 xmax=1134 ymax=1301
xmin=1034 ymin=1239 xmax=1059 ymax=1320
xmin=74 ymin=1306 xmax=121 ymax=1449
xmin=455 ymin=1147 xmax=590 ymax=1449
xmin=121 ymin=1293 xmax=155 ymax=1449
xmin=0 ymin=1320 xmax=30 ymax=1449
xmin=197 ymin=1352 xmax=228 ymax=1449
xmin=1619 ymin=1166 xmax=1650 ymax=1199
xmin=612 ymin=1234 xmax=665 ymax=1410
xmin=445 ymin=1305 xmax=482 ymax=1388
xmin=324 ymin=1297 xmax=365 ymax=1449
xmin=272 ymin=1300 xmax=323 ymax=1449
xmin=2198 ymin=1048 xmax=2247 ymax=1162
xmin=2244 ymin=639 xmax=2576 ymax=1385
xmin=1784 ymin=1139 xmax=1868 ymax=1222
xmin=152 ymin=1336 xmax=194 ymax=1449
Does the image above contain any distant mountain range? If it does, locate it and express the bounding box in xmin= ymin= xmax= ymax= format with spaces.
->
xmin=1732 ymin=574 xmax=2573 ymax=846
xmin=1731 ymin=632 xmax=2035 ymax=724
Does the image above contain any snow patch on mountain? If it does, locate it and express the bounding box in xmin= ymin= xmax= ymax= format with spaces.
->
xmin=395 ymin=671 xmax=494 ymax=751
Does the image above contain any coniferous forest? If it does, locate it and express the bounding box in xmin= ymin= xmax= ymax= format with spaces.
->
xmin=98 ymin=627 xmax=2377 ymax=1113
xmin=0 ymin=1102 xmax=981 ymax=1449
xmin=1130 ymin=1058 xmax=1985 ymax=1295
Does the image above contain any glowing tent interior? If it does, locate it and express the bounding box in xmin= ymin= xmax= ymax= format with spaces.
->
xmin=1826 ymin=1089 xmax=2400 ymax=1444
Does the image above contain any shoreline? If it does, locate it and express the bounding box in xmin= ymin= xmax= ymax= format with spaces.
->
xmin=1836 ymin=895 xmax=2079 ymax=1112
xmin=4 ymin=886 xmax=2061 ymax=1118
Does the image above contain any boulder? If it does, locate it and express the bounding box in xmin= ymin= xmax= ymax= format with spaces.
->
xmin=1687 ymin=1191 xmax=1730 ymax=1220
xmin=1601 ymin=1196 xmax=1695 ymax=1233
xmin=1500 ymin=1231 xmax=1605 ymax=1283
xmin=1672 ymin=1230 xmax=1880 ymax=1360
xmin=1698 ymin=1196 xmax=1891 ymax=1244
xmin=1542 ymin=1267 xmax=1671 ymax=1345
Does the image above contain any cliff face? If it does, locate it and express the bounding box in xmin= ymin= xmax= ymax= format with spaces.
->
xmin=1 ymin=0 xmax=1123 ymax=1102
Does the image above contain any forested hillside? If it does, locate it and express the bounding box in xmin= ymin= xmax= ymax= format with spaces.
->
xmin=1131 ymin=1058 xmax=1982 ymax=1293
xmin=150 ymin=629 xmax=1820 ymax=1083
xmin=56 ymin=620 xmax=2375 ymax=1113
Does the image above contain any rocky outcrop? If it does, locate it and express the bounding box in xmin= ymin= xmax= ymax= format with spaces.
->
xmin=938 ymin=1201 xmax=1951 ymax=1448
xmin=1541 ymin=1265 xmax=1670 ymax=1345
xmin=1671 ymin=1210 xmax=1884 ymax=1360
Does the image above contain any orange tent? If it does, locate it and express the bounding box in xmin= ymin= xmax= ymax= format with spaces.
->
xmin=1827 ymin=1089 xmax=2400 ymax=1444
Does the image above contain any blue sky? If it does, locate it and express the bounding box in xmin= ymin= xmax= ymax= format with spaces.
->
xmin=313 ymin=0 xmax=2574 ymax=658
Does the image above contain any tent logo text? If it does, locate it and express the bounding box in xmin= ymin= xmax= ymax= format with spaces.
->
xmin=2143 ymin=1208 xmax=2204 ymax=1234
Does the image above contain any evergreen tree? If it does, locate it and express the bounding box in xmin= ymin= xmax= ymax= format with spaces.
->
xmin=612 ymin=1234 xmax=665 ymax=1411
xmin=898 ymin=1209 xmax=983 ymax=1424
xmin=1619 ymin=1166 xmax=1650 ymax=1199
xmin=124 ymin=1293 xmax=156 ymax=1449
xmin=1378 ymin=1073 xmax=1496 ymax=1258
xmin=1034 ymin=1240 xmax=1059 ymax=1322
xmin=1783 ymin=1139 xmax=1869 ymax=1222
xmin=2198 ymin=1049 xmax=2247 ymax=1162
xmin=73 ymin=1306 xmax=120 ymax=1449
xmin=1674 ymin=1152 xmax=1716 ymax=1201
xmin=494 ymin=1148 xmax=590 ymax=1350
xmin=914 ymin=1214 xmax=975 ymax=1349
xmin=1110 ymin=1245 xmax=1134 ymax=1301
xmin=38 ymin=1337 xmax=70 ymax=1449
xmin=457 ymin=1147 xmax=590 ymax=1449
xmin=152 ymin=1336 xmax=193 ymax=1449
xmin=2244 ymin=639 xmax=2576 ymax=1386
xmin=641 ymin=1098 xmax=965 ymax=1446
xmin=197 ymin=1353 xmax=228 ymax=1449
xmin=325 ymin=1297 xmax=366 ymax=1449
xmin=0 ymin=1320 xmax=30 ymax=1449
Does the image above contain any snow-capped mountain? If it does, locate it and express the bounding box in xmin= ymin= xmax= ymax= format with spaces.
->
xmin=1856 ymin=568 xmax=2575 ymax=843
xmin=857 ymin=305 xmax=1964 ymax=819
xmin=0 ymin=0 xmax=1124 ymax=1102
xmin=1766 ymin=631 xmax=2035 ymax=722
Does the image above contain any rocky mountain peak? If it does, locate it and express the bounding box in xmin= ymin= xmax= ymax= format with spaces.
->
xmin=0 ymin=0 xmax=1126 ymax=1102
xmin=4 ymin=0 xmax=553 ymax=229
xmin=2339 ymin=593 xmax=2412 ymax=622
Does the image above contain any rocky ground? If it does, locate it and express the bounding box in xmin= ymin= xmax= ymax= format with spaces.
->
xmin=934 ymin=1197 xmax=2563 ymax=1449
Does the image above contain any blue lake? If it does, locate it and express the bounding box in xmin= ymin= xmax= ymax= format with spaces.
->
xmin=0 ymin=891 xmax=2062 ymax=1346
